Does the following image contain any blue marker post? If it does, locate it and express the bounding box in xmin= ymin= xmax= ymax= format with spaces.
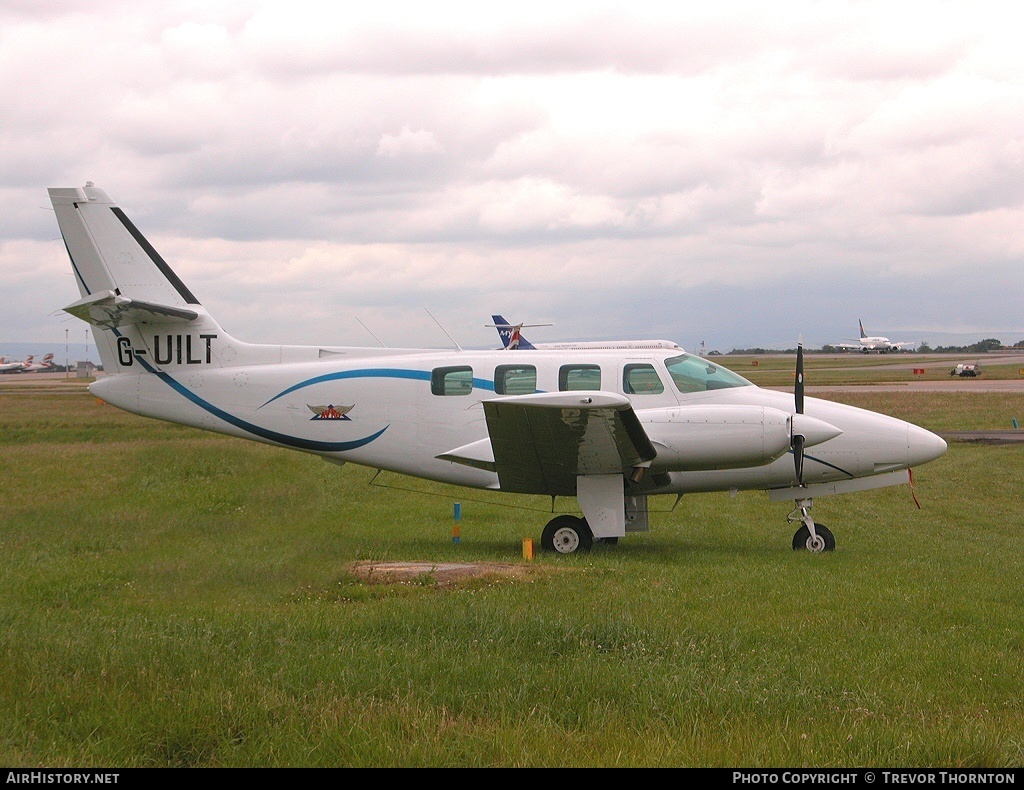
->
xmin=453 ymin=503 xmax=461 ymax=544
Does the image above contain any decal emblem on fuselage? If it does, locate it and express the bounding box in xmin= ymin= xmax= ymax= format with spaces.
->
xmin=308 ymin=404 xmax=354 ymax=420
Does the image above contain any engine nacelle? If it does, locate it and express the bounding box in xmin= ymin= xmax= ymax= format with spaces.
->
xmin=640 ymin=405 xmax=840 ymax=472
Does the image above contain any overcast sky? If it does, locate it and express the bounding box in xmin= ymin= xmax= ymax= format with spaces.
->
xmin=3 ymin=0 xmax=1024 ymax=353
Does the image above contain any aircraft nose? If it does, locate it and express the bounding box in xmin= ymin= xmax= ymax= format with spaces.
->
xmin=907 ymin=423 xmax=947 ymax=467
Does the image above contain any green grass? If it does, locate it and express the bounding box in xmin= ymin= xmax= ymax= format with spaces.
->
xmin=2 ymin=390 xmax=1024 ymax=766
xmin=820 ymin=391 xmax=1024 ymax=432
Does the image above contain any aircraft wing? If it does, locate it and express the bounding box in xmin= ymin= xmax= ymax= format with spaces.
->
xmin=478 ymin=391 xmax=657 ymax=496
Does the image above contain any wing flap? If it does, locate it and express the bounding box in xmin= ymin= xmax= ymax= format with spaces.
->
xmin=482 ymin=391 xmax=657 ymax=495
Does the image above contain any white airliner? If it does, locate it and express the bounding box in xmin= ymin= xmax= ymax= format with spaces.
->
xmin=0 ymin=356 xmax=27 ymax=374
xmin=21 ymin=354 xmax=55 ymax=372
xmin=49 ymin=185 xmax=947 ymax=554
xmin=836 ymin=320 xmax=913 ymax=353
xmin=489 ymin=315 xmax=680 ymax=352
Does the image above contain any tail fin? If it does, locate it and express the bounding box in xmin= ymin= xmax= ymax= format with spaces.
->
xmin=490 ymin=315 xmax=536 ymax=350
xmin=42 ymin=353 xmax=54 ymax=366
xmin=49 ymin=185 xmax=228 ymax=375
xmin=858 ymin=320 xmax=867 ymax=339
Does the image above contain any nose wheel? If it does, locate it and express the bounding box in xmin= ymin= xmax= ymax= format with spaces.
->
xmin=788 ymin=498 xmax=836 ymax=552
xmin=792 ymin=522 xmax=835 ymax=552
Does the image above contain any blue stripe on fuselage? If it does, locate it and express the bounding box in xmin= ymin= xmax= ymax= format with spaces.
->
xmin=116 ymin=331 xmax=388 ymax=452
xmin=259 ymin=368 xmax=496 ymax=409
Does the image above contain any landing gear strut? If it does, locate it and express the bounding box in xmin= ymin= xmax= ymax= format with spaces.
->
xmin=787 ymin=498 xmax=836 ymax=552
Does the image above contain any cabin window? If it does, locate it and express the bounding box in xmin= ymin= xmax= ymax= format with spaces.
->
xmin=558 ymin=364 xmax=601 ymax=391
xmin=494 ymin=364 xmax=537 ymax=395
xmin=431 ymin=366 xmax=474 ymax=396
xmin=664 ymin=353 xmax=751 ymax=393
xmin=623 ymin=363 xmax=665 ymax=394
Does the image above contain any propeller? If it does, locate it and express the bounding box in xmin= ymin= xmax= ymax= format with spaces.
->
xmin=793 ymin=341 xmax=806 ymax=485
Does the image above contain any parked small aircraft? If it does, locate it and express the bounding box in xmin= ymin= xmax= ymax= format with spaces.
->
xmin=49 ymin=185 xmax=947 ymax=554
xmin=836 ymin=320 xmax=913 ymax=353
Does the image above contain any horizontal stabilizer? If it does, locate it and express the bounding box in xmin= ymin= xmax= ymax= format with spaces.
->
xmin=64 ymin=290 xmax=200 ymax=328
xmin=436 ymin=438 xmax=496 ymax=472
xmin=482 ymin=391 xmax=657 ymax=496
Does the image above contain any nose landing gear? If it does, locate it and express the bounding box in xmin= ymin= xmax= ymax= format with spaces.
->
xmin=788 ymin=498 xmax=836 ymax=552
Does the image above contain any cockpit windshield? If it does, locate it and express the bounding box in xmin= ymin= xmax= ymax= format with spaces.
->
xmin=664 ymin=353 xmax=752 ymax=393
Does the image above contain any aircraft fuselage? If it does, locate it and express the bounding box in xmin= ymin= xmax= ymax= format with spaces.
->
xmin=90 ymin=345 xmax=945 ymax=498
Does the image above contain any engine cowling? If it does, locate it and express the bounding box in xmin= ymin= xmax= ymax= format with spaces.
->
xmin=640 ymin=405 xmax=841 ymax=472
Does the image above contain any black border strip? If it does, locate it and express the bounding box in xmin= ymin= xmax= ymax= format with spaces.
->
xmin=110 ymin=207 xmax=201 ymax=305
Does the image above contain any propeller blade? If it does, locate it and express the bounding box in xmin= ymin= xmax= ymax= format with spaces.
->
xmin=795 ymin=342 xmax=805 ymax=415
xmin=793 ymin=342 xmax=806 ymax=484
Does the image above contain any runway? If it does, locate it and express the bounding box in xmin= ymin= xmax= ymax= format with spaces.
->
xmin=803 ymin=380 xmax=1024 ymax=393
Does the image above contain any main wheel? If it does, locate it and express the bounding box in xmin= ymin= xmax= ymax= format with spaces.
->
xmin=792 ymin=522 xmax=836 ymax=552
xmin=541 ymin=515 xmax=594 ymax=554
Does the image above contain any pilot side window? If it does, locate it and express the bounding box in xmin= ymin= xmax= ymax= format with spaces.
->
xmin=494 ymin=365 xmax=537 ymax=395
xmin=559 ymin=364 xmax=601 ymax=391
xmin=623 ymin=363 xmax=665 ymax=394
xmin=431 ymin=366 xmax=473 ymax=396
xmin=664 ymin=353 xmax=751 ymax=393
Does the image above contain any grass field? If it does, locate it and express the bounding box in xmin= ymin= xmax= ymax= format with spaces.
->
xmin=2 ymin=382 xmax=1024 ymax=767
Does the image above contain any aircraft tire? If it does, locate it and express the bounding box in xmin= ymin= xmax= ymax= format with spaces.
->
xmin=541 ymin=515 xmax=593 ymax=554
xmin=792 ymin=523 xmax=835 ymax=552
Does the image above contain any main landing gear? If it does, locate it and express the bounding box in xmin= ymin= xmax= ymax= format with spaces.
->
xmin=541 ymin=515 xmax=593 ymax=554
xmin=788 ymin=498 xmax=835 ymax=553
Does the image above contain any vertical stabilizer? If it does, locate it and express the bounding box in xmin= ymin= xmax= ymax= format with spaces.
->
xmin=50 ymin=185 xmax=332 ymax=379
xmin=49 ymin=186 xmax=199 ymax=308
xmin=491 ymin=315 xmax=536 ymax=350
xmin=49 ymin=185 xmax=224 ymax=375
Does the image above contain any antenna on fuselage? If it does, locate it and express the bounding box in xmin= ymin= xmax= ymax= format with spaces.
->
xmin=424 ymin=308 xmax=463 ymax=352
xmin=355 ymin=317 xmax=388 ymax=348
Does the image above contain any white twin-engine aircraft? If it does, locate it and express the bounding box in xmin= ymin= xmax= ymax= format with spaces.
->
xmin=50 ymin=185 xmax=947 ymax=555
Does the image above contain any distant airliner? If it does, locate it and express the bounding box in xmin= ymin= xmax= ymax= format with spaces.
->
xmin=835 ymin=320 xmax=913 ymax=353
xmin=22 ymin=354 xmax=55 ymax=372
xmin=489 ymin=315 xmax=681 ymax=352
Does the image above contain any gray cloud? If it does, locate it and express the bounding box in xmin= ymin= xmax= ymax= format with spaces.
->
xmin=3 ymin=1 xmax=1024 ymax=351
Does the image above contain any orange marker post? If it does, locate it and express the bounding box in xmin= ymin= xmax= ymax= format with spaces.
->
xmin=522 ymin=538 xmax=534 ymax=561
